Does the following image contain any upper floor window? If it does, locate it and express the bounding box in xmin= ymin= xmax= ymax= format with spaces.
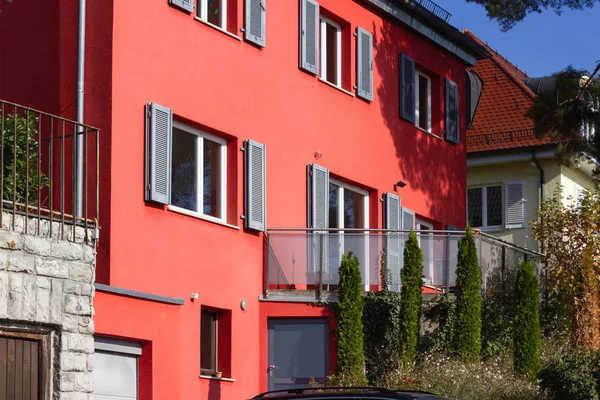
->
xmin=467 ymin=181 xmax=524 ymax=230
xmin=197 ymin=0 xmax=227 ymax=30
xmin=171 ymin=121 xmax=227 ymax=221
xmin=320 ymin=16 xmax=342 ymax=87
xmin=415 ymin=71 xmax=432 ymax=132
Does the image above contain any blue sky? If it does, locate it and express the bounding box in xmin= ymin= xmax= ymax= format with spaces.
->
xmin=434 ymin=0 xmax=600 ymax=77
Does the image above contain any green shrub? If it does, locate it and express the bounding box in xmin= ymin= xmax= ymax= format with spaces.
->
xmin=481 ymin=268 xmax=516 ymax=358
xmin=398 ymin=230 xmax=423 ymax=363
xmin=335 ymin=251 xmax=366 ymax=385
xmin=2 ymin=112 xmax=49 ymax=204
xmin=513 ymin=261 xmax=541 ymax=377
xmin=453 ymin=226 xmax=482 ymax=362
xmin=363 ymin=289 xmax=402 ymax=384
xmin=538 ymin=350 xmax=600 ymax=400
xmin=421 ymin=295 xmax=456 ymax=354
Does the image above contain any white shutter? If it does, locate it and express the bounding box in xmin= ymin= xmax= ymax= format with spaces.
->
xmin=400 ymin=54 xmax=416 ymax=123
xmin=299 ymin=0 xmax=319 ymax=74
xmin=245 ymin=0 xmax=266 ymax=47
xmin=445 ymin=78 xmax=459 ymax=144
xmin=145 ymin=103 xmax=172 ymax=204
xmin=244 ymin=140 xmax=266 ymax=231
xmin=308 ymin=164 xmax=329 ymax=273
xmin=505 ymin=181 xmax=525 ymax=229
xmin=169 ymin=0 xmax=194 ymax=13
xmin=402 ymin=208 xmax=415 ymax=230
xmin=383 ymin=193 xmax=401 ymax=291
xmin=356 ymin=27 xmax=373 ymax=101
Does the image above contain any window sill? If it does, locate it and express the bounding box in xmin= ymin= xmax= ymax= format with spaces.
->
xmin=167 ymin=205 xmax=240 ymax=230
xmin=200 ymin=375 xmax=235 ymax=382
xmin=194 ymin=17 xmax=241 ymax=41
xmin=416 ymin=126 xmax=443 ymax=140
xmin=318 ymin=78 xmax=355 ymax=97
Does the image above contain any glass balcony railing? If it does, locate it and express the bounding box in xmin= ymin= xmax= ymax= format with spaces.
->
xmin=265 ymin=229 xmax=541 ymax=299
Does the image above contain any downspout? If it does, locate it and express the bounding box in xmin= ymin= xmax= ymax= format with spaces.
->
xmin=76 ymin=0 xmax=86 ymax=217
xmin=531 ymin=151 xmax=545 ymax=252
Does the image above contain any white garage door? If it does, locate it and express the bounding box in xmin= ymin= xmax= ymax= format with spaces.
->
xmin=93 ymin=338 xmax=142 ymax=400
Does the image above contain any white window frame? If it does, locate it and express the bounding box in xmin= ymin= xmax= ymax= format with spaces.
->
xmin=198 ymin=0 xmax=227 ymax=30
xmin=329 ymin=179 xmax=369 ymax=289
xmin=467 ymin=184 xmax=503 ymax=230
xmin=170 ymin=121 xmax=228 ymax=223
xmin=319 ymin=16 xmax=342 ymax=88
xmin=415 ymin=70 xmax=432 ymax=132
xmin=416 ymin=219 xmax=434 ymax=287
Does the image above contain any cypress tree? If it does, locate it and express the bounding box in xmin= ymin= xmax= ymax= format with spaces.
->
xmin=453 ymin=226 xmax=482 ymax=362
xmin=398 ymin=229 xmax=423 ymax=363
xmin=513 ymin=261 xmax=541 ymax=376
xmin=335 ymin=251 xmax=366 ymax=384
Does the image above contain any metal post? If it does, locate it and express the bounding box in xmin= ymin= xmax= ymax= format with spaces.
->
xmin=501 ymin=245 xmax=506 ymax=293
xmin=445 ymin=233 xmax=451 ymax=298
xmin=317 ymin=233 xmax=324 ymax=301
xmin=75 ymin=0 xmax=86 ymax=217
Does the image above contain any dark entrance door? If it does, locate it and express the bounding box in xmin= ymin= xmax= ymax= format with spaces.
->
xmin=267 ymin=319 xmax=329 ymax=391
xmin=0 ymin=337 xmax=41 ymax=399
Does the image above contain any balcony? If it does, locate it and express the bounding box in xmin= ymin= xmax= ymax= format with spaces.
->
xmin=412 ymin=0 xmax=452 ymax=22
xmin=0 ymin=100 xmax=100 ymax=243
xmin=265 ymin=229 xmax=540 ymax=301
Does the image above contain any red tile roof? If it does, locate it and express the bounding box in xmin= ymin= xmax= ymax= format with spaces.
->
xmin=464 ymin=31 xmax=552 ymax=153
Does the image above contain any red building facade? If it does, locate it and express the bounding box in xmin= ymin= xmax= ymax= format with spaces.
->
xmin=0 ymin=0 xmax=487 ymax=398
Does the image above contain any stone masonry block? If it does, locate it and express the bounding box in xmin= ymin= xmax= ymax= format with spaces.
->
xmin=62 ymin=332 xmax=94 ymax=354
xmin=52 ymin=241 xmax=84 ymax=261
xmin=35 ymin=258 xmax=69 ymax=279
xmin=6 ymin=252 xmax=36 ymax=273
xmin=35 ymin=286 xmax=51 ymax=323
xmin=8 ymin=273 xmax=23 ymax=319
xmin=64 ymin=295 xmax=91 ymax=317
xmin=86 ymin=354 xmax=93 ymax=372
xmin=21 ymin=274 xmax=37 ymax=321
xmin=0 ymin=229 xmax=24 ymax=250
xmin=68 ymin=262 xmax=93 ymax=283
xmin=24 ymin=235 xmax=52 ymax=256
xmin=60 ymin=371 xmax=93 ymax=393
xmin=50 ymin=279 xmax=64 ymax=324
xmin=61 ymin=352 xmax=88 ymax=372
xmin=60 ymin=392 xmax=92 ymax=400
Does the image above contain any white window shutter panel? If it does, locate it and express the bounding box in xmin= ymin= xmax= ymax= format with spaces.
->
xmin=169 ymin=0 xmax=194 ymax=13
xmin=244 ymin=140 xmax=266 ymax=231
xmin=400 ymin=54 xmax=416 ymax=123
xmin=308 ymin=164 xmax=329 ymax=273
xmin=505 ymin=181 xmax=525 ymax=229
xmin=445 ymin=78 xmax=460 ymax=144
xmin=299 ymin=0 xmax=319 ymax=74
xmin=145 ymin=103 xmax=172 ymax=205
xmin=383 ymin=193 xmax=401 ymax=291
xmin=245 ymin=0 xmax=266 ymax=47
xmin=402 ymin=208 xmax=415 ymax=230
xmin=356 ymin=27 xmax=373 ymax=101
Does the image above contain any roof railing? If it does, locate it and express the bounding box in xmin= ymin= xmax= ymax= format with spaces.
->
xmin=412 ymin=0 xmax=452 ymax=22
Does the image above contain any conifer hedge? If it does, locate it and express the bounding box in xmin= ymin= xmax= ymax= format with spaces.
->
xmin=398 ymin=230 xmax=423 ymax=363
xmin=513 ymin=261 xmax=541 ymax=376
xmin=453 ymin=226 xmax=482 ymax=362
xmin=335 ymin=251 xmax=366 ymax=384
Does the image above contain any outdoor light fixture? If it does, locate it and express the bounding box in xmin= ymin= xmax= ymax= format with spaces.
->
xmin=394 ymin=180 xmax=407 ymax=190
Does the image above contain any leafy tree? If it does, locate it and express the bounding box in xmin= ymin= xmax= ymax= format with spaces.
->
xmin=513 ymin=261 xmax=541 ymax=377
xmin=531 ymin=187 xmax=600 ymax=350
xmin=453 ymin=226 xmax=482 ymax=362
xmin=398 ymin=230 xmax=423 ymax=363
xmin=466 ymin=0 xmax=600 ymax=31
xmin=2 ymin=112 xmax=49 ymax=205
xmin=335 ymin=251 xmax=366 ymax=384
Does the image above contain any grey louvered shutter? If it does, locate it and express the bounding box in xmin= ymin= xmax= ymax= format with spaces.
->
xmin=466 ymin=70 xmax=483 ymax=129
xmin=402 ymin=208 xmax=415 ymax=230
xmin=356 ymin=27 xmax=373 ymax=101
xmin=445 ymin=78 xmax=460 ymax=144
xmin=383 ymin=193 xmax=401 ymax=291
xmin=145 ymin=103 xmax=172 ymax=204
xmin=505 ymin=181 xmax=525 ymax=229
xmin=245 ymin=0 xmax=266 ymax=47
xmin=400 ymin=54 xmax=416 ymax=123
xmin=299 ymin=0 xmax=319 ymax=74
xmin=308 ymin=164 xmax=329 ymax=273
xmin=244 ymin=140 xmax=266 ymax=231
xmin=169 ymin=0 xmax=194 ymax=13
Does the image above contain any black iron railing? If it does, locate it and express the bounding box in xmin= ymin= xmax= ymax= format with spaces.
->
xmin=0 ymin=100 xmax=100 ymax=242
xmin=412 ymin=0 xmax=452 ymax=22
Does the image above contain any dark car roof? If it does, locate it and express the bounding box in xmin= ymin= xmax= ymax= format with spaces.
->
xmin=251 ymin=387 xmax=451 ymax=400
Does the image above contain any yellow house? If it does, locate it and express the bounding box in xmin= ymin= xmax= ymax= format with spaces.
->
xmin=465 ymin=32 xmax=595 ymax=252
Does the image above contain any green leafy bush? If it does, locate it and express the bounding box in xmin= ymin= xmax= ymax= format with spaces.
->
xmin=363 ymin=290 xmax=402 ymax=385
xmin=481 ymin=268 xmax=516 ymax=358
xmin=538 ymin=350 xmax=600 ymax=400
xmin=513 ymin=261 xmax=541 ymax=377
xmin=453 ymin=226 xmax=482 ymax=362
xmin=398 ymin=229 xmax=423 ymax=363
xmin=421 ymin=295 xmax=456 ymax=354
xmin=2 ymin=112 xmax=49 ymax=204
xmin=335 ymin=251 xmax=366 ymax=385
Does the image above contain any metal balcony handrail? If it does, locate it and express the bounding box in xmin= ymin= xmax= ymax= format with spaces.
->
xmin=412 ymin=0 xmax=452 ymax=22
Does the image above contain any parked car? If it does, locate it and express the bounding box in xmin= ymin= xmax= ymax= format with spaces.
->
xmin=251 ymin=387 xmax=451 ymax=400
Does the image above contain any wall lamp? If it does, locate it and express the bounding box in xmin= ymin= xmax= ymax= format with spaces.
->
xmin=394 ymin=181 xmax=407 ymax=190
